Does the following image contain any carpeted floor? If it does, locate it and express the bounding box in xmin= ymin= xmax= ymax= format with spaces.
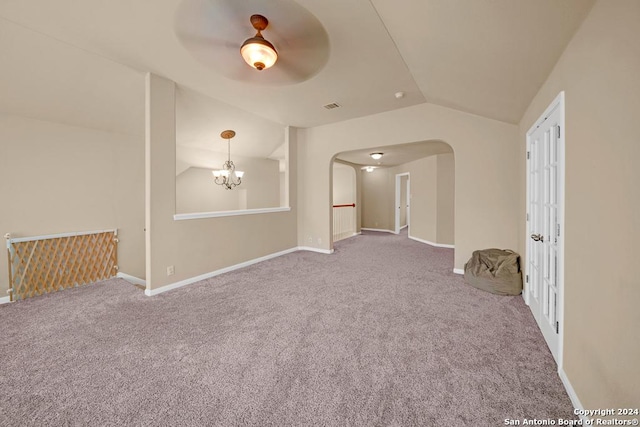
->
xmin=0 ymin=231 xmax=575 ymax=426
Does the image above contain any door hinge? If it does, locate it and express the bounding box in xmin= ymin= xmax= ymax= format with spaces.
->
xmin=556 ymin=224 xmax=560 ymax=237
xmin=556 ymin=321 xmax=559 ymax=334
xmin=526 ymin=213 xmax=529 ymax=222
xmin=527 ymin=151 xmax=530 ymax=160
xmin=525 ymin=274 xmax=529 ymax=284
xmin=557 ymin=126 xmax=561 ymax=138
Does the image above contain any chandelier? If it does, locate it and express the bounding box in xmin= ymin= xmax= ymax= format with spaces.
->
xmin=212 ymin=130 xmax=244 ymax=190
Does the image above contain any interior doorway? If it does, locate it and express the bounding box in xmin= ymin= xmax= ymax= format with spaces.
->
xmin=525 ymin=91 xmax=565 ymax=366
xmin=332 ymin=162 xmax=358 ymax=242
xmin=395 ymin=173 xmax=410 ymax=234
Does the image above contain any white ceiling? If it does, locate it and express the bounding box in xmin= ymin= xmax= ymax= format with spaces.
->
xmin=0 ymin=0 xmax=595 ymax=141
xmin=370 ymin=0 xmax=595 ymax=123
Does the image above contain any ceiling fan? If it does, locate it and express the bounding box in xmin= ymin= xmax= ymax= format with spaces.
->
xmin=240 ymin=14 xmax=278 ymax=71
xmin=174 ymin=0 xmax=330 ymax=85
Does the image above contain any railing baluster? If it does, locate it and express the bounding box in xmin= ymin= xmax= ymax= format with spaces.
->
xmin=332 ymin=203 xmax=356 ymax=242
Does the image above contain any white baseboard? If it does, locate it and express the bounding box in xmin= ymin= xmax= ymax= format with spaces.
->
xmin=400 ymin=224 xmax=408 ymax=230
xmin=453 ymin=268 xmax=464 ymax=275
xmin=361 ymin=228 xmax=395 ymax=234
xmin=116 ymin=272 xmax=146 ymax=286
xmin=297 ymin=246 xmax=334 ymax=254
xmin=0 ymin=296 xmax=11 ymax=304
xmin=333 ymin=232 xmax=360 ymax=244
xmin=145 ymin=247 xmax=302 ymax=296
xmin=559 ymin=368 xmax=588 ymax=423
xmin=408 ymin=235 xmax=455 ymax=249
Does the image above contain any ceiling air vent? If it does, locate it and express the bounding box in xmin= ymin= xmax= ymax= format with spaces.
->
xmin=323 ymin=102 xmax=341 ymax=110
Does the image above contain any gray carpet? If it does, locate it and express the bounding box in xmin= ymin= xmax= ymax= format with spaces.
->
xmin=0 ymin=231 xmax=575 ymax=426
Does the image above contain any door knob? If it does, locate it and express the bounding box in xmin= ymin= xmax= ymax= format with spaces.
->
xmin=530 ymin=233 xmax=544 ymax=242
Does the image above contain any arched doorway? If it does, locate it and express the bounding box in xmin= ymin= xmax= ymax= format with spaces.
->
xmin=331 ymin=140 xmax=455 ymax=250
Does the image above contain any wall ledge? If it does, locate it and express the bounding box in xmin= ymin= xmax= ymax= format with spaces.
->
xmin=453 ymin=268 xmax=464 ymax=275
xmin=174 ymin=207 xmax=291 ymax=221
xmin=0 ymin=296 xmax=11 ymax=304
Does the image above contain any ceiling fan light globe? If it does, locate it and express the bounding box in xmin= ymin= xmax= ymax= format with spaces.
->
xmin=241 ymin=37 xmax=278 ymax=70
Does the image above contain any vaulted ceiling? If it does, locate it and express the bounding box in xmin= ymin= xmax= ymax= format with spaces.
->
xmin=0 ymin=0 xmax=594 ymax=125
xmin=0 ymin=0 xmax=594 ymax=162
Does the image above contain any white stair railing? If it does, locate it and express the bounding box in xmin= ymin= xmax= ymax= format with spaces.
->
xmin=332 ymin=203 xmax=356 ymax=242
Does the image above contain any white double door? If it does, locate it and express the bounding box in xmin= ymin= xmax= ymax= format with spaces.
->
xmin=526 ymin=94 xmax=564 ymax=364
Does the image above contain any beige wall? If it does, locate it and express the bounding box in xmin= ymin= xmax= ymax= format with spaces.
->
xmin=0 ymin=113 xmax=145 ymax=293
xmin=279 ymin=172 xmax=286 ymax=207
xmin=332 ymin=163 xmax=356 ymax=206
xmin=177 ymin=167 xmax=242 ymax=213
xmin=354 ymin=165 xmax=363 ymax=233
xmin=176 ymin=156 xmax=280 ymax=214
xmin=145 ymin=74 xmax=297 ymax=290
xmin=518 ymin=0 xmax=639 ymax=407
xmin=436 ymin=153 xmax=455 ymax=245
xmin=361 ymin=168 xmax=393 ymax=231
xmin=392 ymin=157 xmax=438 ymax=241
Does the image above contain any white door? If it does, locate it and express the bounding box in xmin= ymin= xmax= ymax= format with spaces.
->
xmin=395 ymin=173 xmax=410 ymax=234
xmin=526 ymin=93 xmax=564 ymax=365
xmin=405 ymin=178 xmax=410 ymax=231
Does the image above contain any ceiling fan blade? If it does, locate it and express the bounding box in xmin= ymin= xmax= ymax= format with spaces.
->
xmin=212 ymin=0 xmax=247 ymax=27
xmin=178 ymin=33 xmax=236 ymax=49
xmin=276 ymin=56 xmax=315 ymax=81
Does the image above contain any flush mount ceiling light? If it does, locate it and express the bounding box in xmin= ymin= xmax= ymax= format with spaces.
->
xmin=370 ymin=152 xmax=384 ymax=160
xmin=240 ymin=14 xmax=278 ymax=71
xmin=360 ymin=166 xmax=377 ymax=173
xmin=212 ymin=130 xmax=244 ymax=190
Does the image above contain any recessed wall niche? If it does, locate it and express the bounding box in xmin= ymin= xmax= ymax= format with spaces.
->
xmin=175 ymin=86 xmax=287 ymax=214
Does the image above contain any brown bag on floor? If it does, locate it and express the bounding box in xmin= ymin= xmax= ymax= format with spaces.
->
xmin=464 ymin=249 xmax=523 ymax=296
